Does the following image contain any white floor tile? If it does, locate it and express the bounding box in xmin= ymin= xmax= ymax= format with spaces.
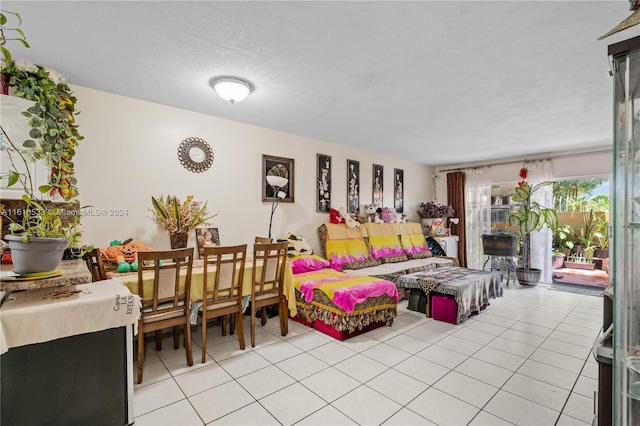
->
xmin=133 ymin=399 xmax=204 ymax=425
xmin=516 ymin=359 xmax=580 ymax=390
xmin=174 ymin=362 xmax=233 ymax=397
xmin=487 ymin=336 xmax=537 ymax=358
xmin=483 ymin=390 xmax=559 ymax=425
xmin=529 ymin=348 xmax=586 ymax=374
xmin=572 ymin=374 xmax=598 ymax=398
xmin=134 ymin=378 xmax=186 ymax=417
xmin=362 ymin=341 xmax=412 ymax=367
xmin=509 ymin=320 xmax=553 ymax=337
xmin=308 ymin=341 xmax=357 ymax=365
xmin=366 ymin=369 xmax=430 ymax=405
xmin=415 ymin=344 xmax=468 ymax=369
xmin=217 ymin=350 xmax=271 ymax=378
xmin=382 ymin=408 xmax=436 ymax=425
xmin=334 ymin=353 xmax=388 ymax=383
xmin=300 ymin=367 xmax=361 ymax=402
xmin=189 ymin=380 xmax=254 ymax=423
xmin=382 ymin=333 xmax=431 ymax=354
xmin=276 ymin=352 xmax=330 ymax=381
xmin=433 ymin=370 xmax=499 ymax=408
xmin=498 ymin=328 xmax=546 ymax=347
xmin=472 ymin=346 xmax=527 ymax=371
xmin=253 ymin=339 xmax=303 ymax=364
xmin=286 ymin=331 xmax=332 ymax=351
xmin=455 ymin=357 xmax=514 ymax=388
xmin=236 ymin=365 xmax=296 ymax=400
xmin=332 ymin=385 xmax=403 ymax=426
xmin=134 ymin=360 xmax=172 ymax=389
xmin=406 ymin=387 xmax=480 ymax=425
xmin=133 ymin=284 xmax=605 ymax=426
xmin=503 ymin=373 xmax=571 ymax=412
xmin=468 ymin=410 xmax=514 ymax=425
xmin=296 ymin=405 xmax=356 ymax=425
xmin=393 ymin=355 xmax=450 ymax=386
xmin=435 ymin=334 xmax=483 ymax=356
xmin=260 ymin=383 xmax=327 ymax=425
xmin=450 ymin=326 xmax=496 ymax=345
xmin=539 ymin=338 xmax=592 ymax=360
xmin=561 ymin=392 xmax=594 ymax=423
xmin=209 ymin=401 xmax=280 ymax=425
xmin=556 ymin=413 xmax=592 ymax=425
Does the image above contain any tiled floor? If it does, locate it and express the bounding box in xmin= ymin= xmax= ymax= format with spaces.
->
xmin=133 ymin=283 xmax=603 ymax=425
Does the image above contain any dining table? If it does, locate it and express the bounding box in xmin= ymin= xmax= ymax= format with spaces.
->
xmin=107 ymin=258 xmax=297 ymax=317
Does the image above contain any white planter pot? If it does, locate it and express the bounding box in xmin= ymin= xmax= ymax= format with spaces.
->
xmin=5 ymin=235 xmax=68 ymax=275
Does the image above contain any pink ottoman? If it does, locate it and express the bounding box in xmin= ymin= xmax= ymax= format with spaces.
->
xmin=431 ymin=294 xmax=458 ymax=324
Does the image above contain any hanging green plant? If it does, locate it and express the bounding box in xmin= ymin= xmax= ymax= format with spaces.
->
xmin=2 ymin=60 xmax=84 ymax=200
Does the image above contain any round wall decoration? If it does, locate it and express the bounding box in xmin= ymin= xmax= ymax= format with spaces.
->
xmin=177 ymin=137 xmax=214 ymax=173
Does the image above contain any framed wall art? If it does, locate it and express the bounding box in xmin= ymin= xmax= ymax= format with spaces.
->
xmin=195 ymin=227 xmax=220 ymax=258
xmin=372 ymin=164 xmax=383 ymax=207
xmin=394 ymin=168 xmax=404 ymax=213
xmin=262 ymin=154 xmax=294 ymax=203
xmin=347 ymin=159 xmax=360 ymax=214
xmin=316 ymin=153 xmax=332 ymax=213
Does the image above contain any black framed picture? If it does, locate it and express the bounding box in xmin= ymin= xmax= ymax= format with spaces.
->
xmin=394 ymin=168 xmax=404 ymax=213
xmin=316 ymin=154 xmax=332 ymax=213
xmin=262 ymin=154 xmax=294 ymax=203
xmin=372 ymin=164 xmax=383 ymax=207
xmin=195 ymin=227 xmax=220 ymax=258
xmin=347 ymin=159 xmax=360 ymax=214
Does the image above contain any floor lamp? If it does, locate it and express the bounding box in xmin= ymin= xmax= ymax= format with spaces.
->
xmin=266 ymin=175 xmax=288 ymax=239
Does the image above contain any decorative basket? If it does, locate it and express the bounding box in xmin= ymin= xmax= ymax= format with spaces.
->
xmin=481 ymin=234 xmax=519 ymax=257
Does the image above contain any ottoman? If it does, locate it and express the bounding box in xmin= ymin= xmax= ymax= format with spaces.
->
xmin=431 ymin=293 xmax=458 ymax=324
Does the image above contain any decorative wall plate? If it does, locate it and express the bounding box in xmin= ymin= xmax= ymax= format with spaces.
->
xmin=177 ymin=137 xmax=214 ymax=173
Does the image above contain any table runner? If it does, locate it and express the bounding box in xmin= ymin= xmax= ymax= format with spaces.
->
xmin=0 ymin=279 xmax=140 ymax=354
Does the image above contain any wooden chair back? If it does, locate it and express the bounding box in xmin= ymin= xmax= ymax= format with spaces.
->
xmin=85 ymin=247 xmax=106 ymax=282
xmin=254 ymin=236 xmax=273 ymax=244
xmin=135 ymin=247 xmax=194 ymax=383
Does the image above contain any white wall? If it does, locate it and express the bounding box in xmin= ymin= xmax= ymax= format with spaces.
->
xmin=70 ymin=86 xmax=434 ymax=255
xmin=434 ymin=149 xmax=613 ymax=200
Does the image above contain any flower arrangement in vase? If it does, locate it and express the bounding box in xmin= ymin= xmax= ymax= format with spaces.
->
xmin=150 ymin=195 xmax=218 ymax=248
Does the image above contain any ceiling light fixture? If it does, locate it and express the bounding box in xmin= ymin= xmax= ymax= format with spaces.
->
xmin=210 ymin=76 xmax=254 ymax=104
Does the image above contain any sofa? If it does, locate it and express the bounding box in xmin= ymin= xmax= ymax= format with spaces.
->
xmin=317 ymin=222 xmax=459 ymax=299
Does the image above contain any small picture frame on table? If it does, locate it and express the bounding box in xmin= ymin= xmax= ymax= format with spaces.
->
xmin=195 ymin=227 xmax=220 ymax=258
xmin=430 ymin=219 xmax=446 ymax=237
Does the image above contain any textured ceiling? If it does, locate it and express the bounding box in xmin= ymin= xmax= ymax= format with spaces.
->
xmin=3 ymin=1 xmax=637 ymax=166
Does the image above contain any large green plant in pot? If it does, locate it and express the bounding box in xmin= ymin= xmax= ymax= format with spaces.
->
xmin=508 ymin=167 xmax=558 ymax=285
xmin=1 ymin=12 xmax=86 ymax=274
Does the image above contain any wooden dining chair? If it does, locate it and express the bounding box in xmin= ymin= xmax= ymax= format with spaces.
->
xmin=250 ymin=241 xmax=288 ymax=347
xmin=254 ymin=236 xmax=273 ymax=244
xmin=199 ymin=244 xmax=247 ymax=362
xmin=84 ymin=247 xmax=106 ymax=282
xmin=136 ymin=247 xmax=194 ymax=384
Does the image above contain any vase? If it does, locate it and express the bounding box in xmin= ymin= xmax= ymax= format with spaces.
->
xmin=169 ymin=232 xmax=189 ymax=249
xmin=5 ymin=235 xmax=68 ymax=275
xmin=1 ymin=73 xmax=11 ymax=96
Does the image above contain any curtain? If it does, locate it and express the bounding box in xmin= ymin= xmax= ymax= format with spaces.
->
xmin=446 ymin=172 xmax=466 ymax=267
xmin=525 ymin=159 xmax=553 ymax=283
xmin=464 ymin=167 xmax=492 ymax=270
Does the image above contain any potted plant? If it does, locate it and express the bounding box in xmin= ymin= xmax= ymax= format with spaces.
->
xmin=416 ymin=201 xmax=454 ymax=235
xmin=150 ymin=195 xmax=218 ymax=249
xmin=508 ymin=167 xmax=558 ymax=285
xmin=551 ymin=248 xmax=566 ymax=270
xmin=0 ymin=13 xmax=86 ymax=274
